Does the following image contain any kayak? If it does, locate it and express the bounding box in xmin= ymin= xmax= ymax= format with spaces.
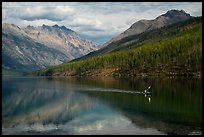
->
xmin=143 ymin=91 xmax=152 ymax=95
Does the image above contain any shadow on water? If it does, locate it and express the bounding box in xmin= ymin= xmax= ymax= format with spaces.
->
xmin=2 ymin=76 xmax=202 ymax=135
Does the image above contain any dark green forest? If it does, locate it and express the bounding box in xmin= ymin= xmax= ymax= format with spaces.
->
xmin=32 ymin=17 xmax=202 ymax=77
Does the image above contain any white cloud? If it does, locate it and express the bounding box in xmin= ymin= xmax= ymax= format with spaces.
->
xmin=21 ymin=19 xmax=58 ymax=27
xmin=2 ymin=2 xmax=202 ymax=45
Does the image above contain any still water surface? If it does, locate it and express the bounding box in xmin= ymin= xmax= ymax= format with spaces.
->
xmin=2 ymin=76 xmax=202 ymax=135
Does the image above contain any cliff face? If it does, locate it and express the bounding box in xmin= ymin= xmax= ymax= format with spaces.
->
xmin=2 ymin=23 xmax=99 ymax=72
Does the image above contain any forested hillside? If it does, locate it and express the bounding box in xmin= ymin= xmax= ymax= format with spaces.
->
xmin=32 ymin=17 xmax=202 ymax=77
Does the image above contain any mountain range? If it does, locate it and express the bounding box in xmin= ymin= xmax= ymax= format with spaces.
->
xmin=2 ymin=23 xmax=99 ymax=72
xmin=2 ymin=9 xmax=201 ymax=77
xmin=33 ymin=9 xmax=202 ymax=77
xmin=74 ymin=10 xmax=192 ymax=61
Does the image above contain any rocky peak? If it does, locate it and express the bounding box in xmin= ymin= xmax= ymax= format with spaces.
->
xmin=2 ymin=22 xmax=99 ymax=72
xmin=162 ymin=9 xmax=191 ymax=18
xmin=102 ymin=9 xmax=192 ymax=48
xmin=26 ymin=25 xmax=35 ymax=29
xmin=40 ymin=24 xmax=77 ymax=37
xmin=53 ymin=24 xmax=59 ymax=27
xmin=3 ymin=23 xmax=20 ymax=30
xmin=125 ymin=9 xmax=192 ymax=35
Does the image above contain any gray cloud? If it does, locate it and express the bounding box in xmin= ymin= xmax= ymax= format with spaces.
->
xmin=2 ymin=2 xmax=202 ymax=45
xmin=20 ymin=15 xmax=65 ymax=21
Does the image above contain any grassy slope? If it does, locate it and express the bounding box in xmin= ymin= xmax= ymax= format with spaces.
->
xmin=33 ymin=17 xmax=202 ymax=77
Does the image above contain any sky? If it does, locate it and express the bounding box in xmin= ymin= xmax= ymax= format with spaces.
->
xmin=2 ymin=2 xmax=202 ymax=45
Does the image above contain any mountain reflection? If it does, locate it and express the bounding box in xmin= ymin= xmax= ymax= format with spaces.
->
xmin=2 ymin=77 xmax=202 ymax=135
xmin=2 ymin=77 xmax=97 ymax=129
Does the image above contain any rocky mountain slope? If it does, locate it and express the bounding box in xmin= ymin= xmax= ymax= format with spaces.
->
xmin=102 ymin=9 xmax=192 ymax=48
xmin=33 ymin=16 xmax=202 ymax=77
xmin=2 ymin=24 xmax=98 ymax=72
xmin=74 ymin=9 xmax=192 ymax=61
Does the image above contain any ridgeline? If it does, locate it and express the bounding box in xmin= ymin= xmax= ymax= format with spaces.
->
xmin=31 ymin=17 xmax=202 ymax=77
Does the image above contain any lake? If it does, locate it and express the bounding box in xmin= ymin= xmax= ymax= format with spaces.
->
xmin=2 ymin=76 xmax=202 ymax=135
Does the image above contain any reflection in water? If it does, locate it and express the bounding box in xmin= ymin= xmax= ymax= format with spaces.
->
xmin=148 ymin=97 xmax=151 ymax=103
xmin=78 ymin=77 xmax=202 ymax=135
xmin=144 ymin=94 xmax=152 ymax=103
xmin=2 ymin=76 xmax=202 ymax=135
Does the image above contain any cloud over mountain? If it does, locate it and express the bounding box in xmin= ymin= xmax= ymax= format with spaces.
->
xmin=2 ymin=2 xmax=202 ymax=44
